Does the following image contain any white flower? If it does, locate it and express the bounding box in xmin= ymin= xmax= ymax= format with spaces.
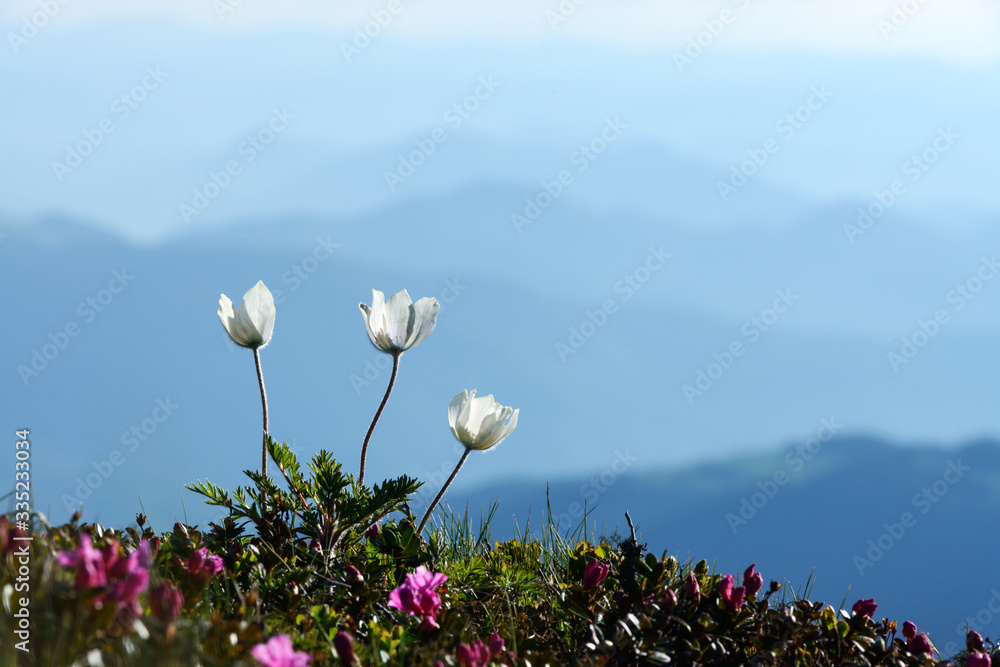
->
xmin=218 ymin=281 xmax=276 ymax=350
xmin=448 ymin=389 xmax=518 ymax=451
xmin=359 ymin=289 xmax=440 ymax=354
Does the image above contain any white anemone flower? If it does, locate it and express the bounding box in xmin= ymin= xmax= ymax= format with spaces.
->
xmin=417 ymin=389 xmax=519 ymax=533
xmin=448 ymin=389 xmax=519 ymax=451
xmin=218 ymin=281 xmax=276 ymax=350
xmin=359 ymin=289 xmax=440 ymax=354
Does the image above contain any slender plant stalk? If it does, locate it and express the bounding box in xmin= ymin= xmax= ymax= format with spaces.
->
xmin=417 ymin=448 xmax=471 ymax=534
xmin=359 ymin=351 xmax=400 ymax=486
xmin=253 ymin=348 xmax=269 ymax=477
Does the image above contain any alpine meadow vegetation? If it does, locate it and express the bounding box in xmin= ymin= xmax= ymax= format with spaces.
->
xmin=1 ymin=284 xmax=994 ymax=666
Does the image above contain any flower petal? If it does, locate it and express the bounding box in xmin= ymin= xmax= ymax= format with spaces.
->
xmin=448 ymin=390 xmax=470 ymax=436
xmin=383 ymin=290 xmax=414 ymax=349
xmin=402 ymin=297 xmax=440 ymax=350
xmin=241 ymin=281 xmax=275 ymax=347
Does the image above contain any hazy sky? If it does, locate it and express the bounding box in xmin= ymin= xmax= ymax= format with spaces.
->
xmin=2 ymin=0 xmax=999 ymax=62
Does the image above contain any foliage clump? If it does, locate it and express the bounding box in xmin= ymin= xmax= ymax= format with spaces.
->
xmin=1 ymin=445 xmax=994 ymax=665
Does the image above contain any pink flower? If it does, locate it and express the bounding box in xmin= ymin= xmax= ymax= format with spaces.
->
xmin=333 ymin=631 xmax=357 ymax=664
xmin=58 ymin=534 xmax=108 ymax=591
xmin=907 ymin=632 xmax=934 ymax=656
xmin=968 ymin=631 xmax=986 ymax=653
xmin=582 ymin=558 xmax=610 ymax=590
xmin=852 ymin=598 xmax=877 ymax=620
xmin=57 ymin=537 xmax=150 ymax=616
xmin=388 ymin=566 xmax=448 ymax=630
xmin=489 ymin=633 xmax=505 ymax=656
xmin=743 ymin=563 xmax=763 ymax=597
xmin=717 ymin=574 xmax=745 ymax=612
xmin=456 ymin=633 xmax=508 ymax=667
xmin=186 ymin=547 xmax=224 ymax=581
xmin=664 ymin=588 xmax=678 ymax=607
xmin=106 ymin=541 xmax=151 ymax=608
xmin=968 ymin=652 xmax=992 ymax=667
xmin=686 ymin=573 xmax=701 ymax=599
xmin=151 ymin=582 xmax=184 ymax=622
xmin=902 ymin=620 xmax=917 ymax=640
xmin=457 ymin=641 xmax=492 ymax=667
xmin=251 ymin=635 xmax=311 ymax=667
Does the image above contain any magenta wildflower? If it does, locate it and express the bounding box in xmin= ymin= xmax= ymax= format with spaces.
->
xmin=743 ymin=563 xmax=763 ymax=597
xmin=902 ymin=620 xmax=917 ymax=640
xmin=57 ymin=535 xmax=150 ymax=616
xmin=333 ymin=631 xmax=358 ymax=665
xmin=457 ymin=641 xmax=491 ymax=667
xmin=968 ymin=631 xmax=986 ymax=653
xmin=718 ymin=574 xmax=746 ymax=612
xmin=388 ymin=566 xmax=448 ymax=630
xmin=852 ymin=598 xmax=877 ymax=620
xmin=57 ymin=534 xmax=108 ymax=592
xmin=186 ymin=546 xmax=224 ymax=581
xmin=251 ymin=634 xmax=311 ymax=667
xmin=968 ymin=652 xmax=992 ymax=667
xmin=456 ymin=633 xmax=508 ymax=667
xmin=907 ymin=632 xmax=934 ymax=656
xmin=686 ymin=572 xmax=701 ymax=599
xmin=150 ymin=581 xmax=184 ymax=622
xmin=489 ymin=633 xmax=505 ymax=656
xmin=582 ymin=558 xmax=610 ymax=590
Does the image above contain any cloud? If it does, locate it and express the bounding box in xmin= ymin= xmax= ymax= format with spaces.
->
xmin=2 ymin=0 xmax=998 ymax=62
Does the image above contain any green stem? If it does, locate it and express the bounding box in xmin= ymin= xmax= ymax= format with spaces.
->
xmin=359 ymin=351 xmax=400 ymax=486
xmin=253 ymin=348 xmax=269 ymax=477
xmin=417 ymin=448 xmax=471 ymax=535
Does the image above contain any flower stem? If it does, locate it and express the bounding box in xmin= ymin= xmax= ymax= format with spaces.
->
xmin=253 ymin=348 xmax=269 ymax=477
xmin=417 ymin=448 xmax=471 ymax=535
xmin=359 ymin=351 xmax=400 ymax=486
